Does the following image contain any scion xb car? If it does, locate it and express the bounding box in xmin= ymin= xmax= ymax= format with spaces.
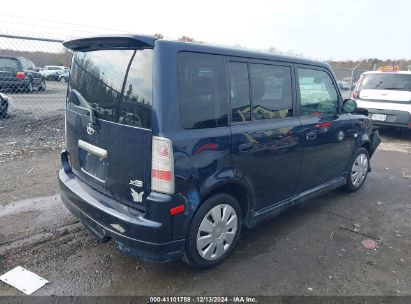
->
xmin=59 ymin=35 xmax=380 ymax=269
xmin=353 ymin=71 xmax=411 ymax=129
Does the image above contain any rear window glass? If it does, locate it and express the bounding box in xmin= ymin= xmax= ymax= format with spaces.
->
xmin=0 ymin=58 xmax=18 ymax=70
xmin=178 ymin=52 xmax=228 ymax=129
xmin=360 ymin=73 xmax=411 ymax=91
xmin=68 ymin=49 xmax=152 ymax=129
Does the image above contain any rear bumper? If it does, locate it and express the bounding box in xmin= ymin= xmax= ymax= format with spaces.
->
xmin=369 ymin=130 xmax=381 ymax=157
xmin=58 ymin=168 xmax=186 ymax=262
xmin=372 ymin=121 xmax=411 ymax=129
xmin=366 ymin=108 xmax=411 ymax=129
xmin=0 ymin=79 xmax=29 ymax=90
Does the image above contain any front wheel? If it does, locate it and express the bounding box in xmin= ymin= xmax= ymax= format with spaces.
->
xmin=0 ymin=102 xmax=8 ymax=118
xmin=184 ymin=193 xmax=242 ymax=269
xmin=345 ymin=148 xmax=369 ymax=192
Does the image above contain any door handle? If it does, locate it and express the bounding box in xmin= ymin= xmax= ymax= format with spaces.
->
xmin=306 ymin=131 xmax=317 ymax=141
xmin=239 ymin=143 xmax=254 ymax=152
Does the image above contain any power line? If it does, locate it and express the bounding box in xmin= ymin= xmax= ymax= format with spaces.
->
xmin=0 ymin=34 xmax=63 ymax=43
xmin=0 ymin=13 xmax=128 ymax=35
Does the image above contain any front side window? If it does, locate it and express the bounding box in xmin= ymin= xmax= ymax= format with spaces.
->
xmin=250 ymin=64 xmax=293 ymax=120
xmin=297 ymin=68 xmax=338 ymax=116
xmin=25 ymin=60 xmax=35 ymax=70
xmin=178 ymin=52 xmax=228 ymax=129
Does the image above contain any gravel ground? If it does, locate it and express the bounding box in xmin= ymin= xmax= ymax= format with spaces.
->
xmin=0 ymin=111 xmax=64 ymax=204
xmin=0 ymin=81 xmax=66 ymax=204
xmin=0 ymin=127 xmax=410 ymax=296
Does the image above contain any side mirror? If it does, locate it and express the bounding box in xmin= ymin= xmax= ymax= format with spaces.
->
xmin=342 ymin=98 xmax=358 ymax=113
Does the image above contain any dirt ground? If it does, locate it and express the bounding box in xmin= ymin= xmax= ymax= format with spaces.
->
xmin=0 ymin=111 xmax=64 ymax=204
xmin=0 ymin=125 xmax=410 ymax=296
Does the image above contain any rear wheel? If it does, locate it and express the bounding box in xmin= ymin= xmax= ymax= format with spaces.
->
xmin=345 ymin=148 xmax=369 ymax=192
xmin=184 ymin=193 xmax=242 ymax=269
xmin=0 ymin=101 xmax=8 ymax=118
xmin=38 ymin=80 xmax=46 ymax=91
xmin=25 ymin=82 xmax=33 ymax=93
xmin=59 ymin=77 xmax=66 ymax=83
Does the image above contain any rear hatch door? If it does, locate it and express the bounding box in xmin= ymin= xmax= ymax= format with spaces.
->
xmin=64 ymin=37 xmax=155 ymax=209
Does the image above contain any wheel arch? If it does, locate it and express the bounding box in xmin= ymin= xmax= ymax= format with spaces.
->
xmin=358 ymin=133 xmax=372 ymax=155
xmin=200 ymin=179 xmax=253 ymax=224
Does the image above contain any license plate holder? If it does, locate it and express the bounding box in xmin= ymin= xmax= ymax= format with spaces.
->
xmin=79 ymin=149 xmax=107 ymax=183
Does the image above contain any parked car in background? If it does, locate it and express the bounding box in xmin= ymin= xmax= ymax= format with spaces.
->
xmin=59 ymin=35 xmax=381 ymax=269
xmin=0 ymin=92 xmax=9 ymax=118
xmin=337 ymin=80 xmax=350 ymax=90
xmin=58 ymin=69 xmax=70 ymax=83
xmin=0 ymin=56 xmax=46 ymax=93
xmin=48 ymin=68 xmax=69 ymax=81
xmin=40 ymin=65 xmax=66 ymax=79
xmin=353 ymin=71 xmax=411 ymax=129
xmin=350 ymin=82 xmax=356 ymax=90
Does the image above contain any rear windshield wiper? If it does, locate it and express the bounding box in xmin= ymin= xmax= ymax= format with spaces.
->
xmin=375 ymin=81 xmax=383 ymax=89
xmin=69 ymin=90 xmax=99 ymax=129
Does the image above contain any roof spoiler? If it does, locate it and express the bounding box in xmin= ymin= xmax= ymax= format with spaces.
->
xmin=63 ymin=35 xmax=156 ymax=51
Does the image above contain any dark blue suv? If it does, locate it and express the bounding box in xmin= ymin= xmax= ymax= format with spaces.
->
xmin=59 ymin=35 xmax=380 ymax=269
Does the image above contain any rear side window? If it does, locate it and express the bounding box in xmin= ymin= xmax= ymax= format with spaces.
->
xmin=297 ymin=68 xmax=338 ymax=116
xmin=69 ymin=49 xmax=153 ymax=129
xmin=250 ymin=64 xmax=293 ymax=120
xmin=21 ymin=59 xmax=34 ymax=70
xmin=229 ymin=62 xmax=293 ymax=122
xmin=178 ymin=52 xmax=228 ymax=129
xmin=229 ymin=62 xmax=251 ymax=123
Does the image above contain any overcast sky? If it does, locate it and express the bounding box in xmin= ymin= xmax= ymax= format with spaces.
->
xmin=0 ymin=0 xmax=410 ymax=60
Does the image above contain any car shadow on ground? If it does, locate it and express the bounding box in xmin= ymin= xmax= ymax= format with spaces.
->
xmin=148 ymin=186 xmax=352 ymax=274
xmin=376 ymin=127 xmax=411 ymax=141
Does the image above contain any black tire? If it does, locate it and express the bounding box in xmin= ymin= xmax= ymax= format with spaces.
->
xmin=38 ymin=80 xmax=46 ymax=91
xmin=0 ymin=102 xmax=8 ymax=118
xmin=345 ymin=147 xmax=369 ymax=192
xmin=25 ymin=82 xmax=33 ymax=93
xmin=184 ymin=193 xmax=242 ymax=269
xmin=59 ymin=77 xmax=66 ymax=83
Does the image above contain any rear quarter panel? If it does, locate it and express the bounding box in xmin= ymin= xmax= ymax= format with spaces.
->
xmin=152 ymin=42 xmax=235 ymax=214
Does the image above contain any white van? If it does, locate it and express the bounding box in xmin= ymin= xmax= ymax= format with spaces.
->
xmin=353 ymin=71 xmax=411 ymax=129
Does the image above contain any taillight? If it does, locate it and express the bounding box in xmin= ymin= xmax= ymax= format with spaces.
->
xmin=16 ymin=72 xmax=25 ymax=80
xmin=151 ymin=136 xmax=174 ymax=194
xmin=352 ymin=75 xmax=364 ymax=99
